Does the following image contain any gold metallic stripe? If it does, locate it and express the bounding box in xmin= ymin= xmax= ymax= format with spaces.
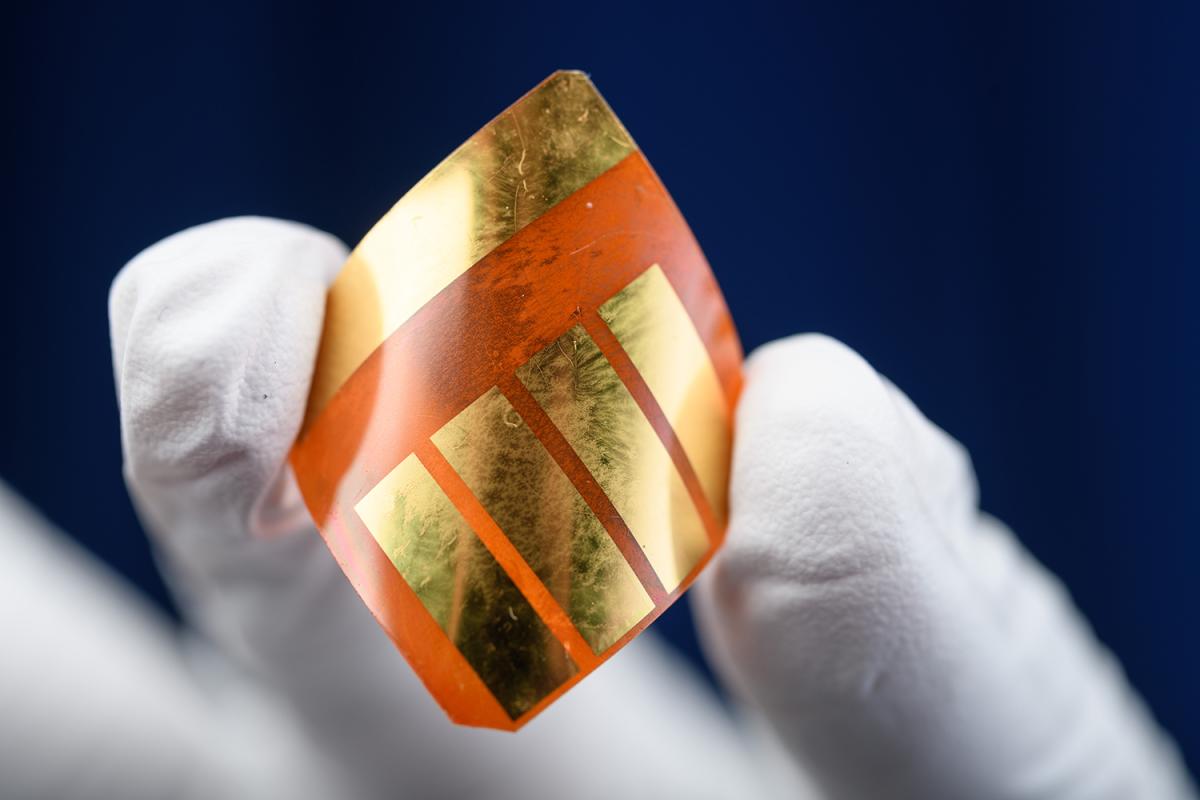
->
xmin=431 ymin=387 xmax=653 ymax=655
xmin=516 ymin=326 xmax=710 ymax=592
xmin=306 ymin=71 xmax=637 ymax=426
xmin=355 ymin=453 xmax=577 ymax=719
xmin=598 ymin=265 xmax=731 ymax=525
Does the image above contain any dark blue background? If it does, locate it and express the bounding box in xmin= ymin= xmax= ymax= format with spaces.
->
xmin=4 ymin=1 xmax=1197 ymax=775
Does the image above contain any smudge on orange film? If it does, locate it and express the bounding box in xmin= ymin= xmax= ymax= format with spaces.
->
xmin=290 ymin=71 xmax=743 ymax=731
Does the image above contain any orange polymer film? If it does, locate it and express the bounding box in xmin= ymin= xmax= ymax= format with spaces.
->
xmin=291 ymin=71 xmax=742 ymax=731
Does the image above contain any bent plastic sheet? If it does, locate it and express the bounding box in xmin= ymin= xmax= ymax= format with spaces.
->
xmin=291 ymin=70 xmax=743 ymax=730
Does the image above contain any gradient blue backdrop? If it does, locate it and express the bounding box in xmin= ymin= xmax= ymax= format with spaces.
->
xmin=4 ymin=1 xmax=1197 ymax=775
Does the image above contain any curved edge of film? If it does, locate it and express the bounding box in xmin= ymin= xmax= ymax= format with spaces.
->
xmin=304 ymin=71 xmax=636 ymax=429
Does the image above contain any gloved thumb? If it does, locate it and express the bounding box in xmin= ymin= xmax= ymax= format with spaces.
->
xmin=696 ymin=334 xmax=1194 ymax=799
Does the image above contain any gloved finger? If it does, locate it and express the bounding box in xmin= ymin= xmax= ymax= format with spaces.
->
xmin=109 ymin=217 xmax=777 ymax=799
xmin=695 ymin=334 xmax=1195 ymax=800
xmin=0 ymin=481 xmax=338 ymax=800
xmin=110 ymin=216 xmax=343 ymax=547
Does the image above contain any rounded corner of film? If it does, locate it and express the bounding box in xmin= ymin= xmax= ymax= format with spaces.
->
xmin=292 ymin=71 xmax=743 ymax=731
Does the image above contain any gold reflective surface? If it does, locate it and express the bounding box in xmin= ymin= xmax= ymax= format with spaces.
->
xmin=517 ymin=326 xmax=709 ymax=592
xmin=306 ymin=71 xmax=637 ymax=425
xmin=355 ymin=454 xmax=577 ymax=719
xmin=432 ymin=388 xmax=653 ymax=654
xmin=599 ymin=265 xmax=731 ymax=524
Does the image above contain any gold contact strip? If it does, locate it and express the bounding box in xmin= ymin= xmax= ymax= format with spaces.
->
xmin=516 ymin=327 xmax=710 ymax=593
xmin=431 ymin=387 xmax=652 ymax=655
xmin=354 ymin=452 xmax=576 ymax=719
xmin=498 ymin=373 xmax=671 ymax=606
xmin=580 ymin=309 xmax=723 ymax=545
xmin=597 ymin=264 xmax=731 ymax=529
xmin=414 ymin=440 xmax=602 ymax=672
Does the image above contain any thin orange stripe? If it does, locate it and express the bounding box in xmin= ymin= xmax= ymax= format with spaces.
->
xmin=414 ymin=439 xmax=602 ymax=670
xmin=498 ymin=373 xmax=671 ymax=606
xmin=581 ymin=310 xmax=723 ymax=546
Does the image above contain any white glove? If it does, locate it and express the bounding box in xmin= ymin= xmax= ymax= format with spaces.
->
xmin=695 ymin=334 xmax=1196 ymax=799
xmin=0 ymin=481 xmax=341 ymax=800
xmin=94 ymin=215 xmax=1193 ymax=798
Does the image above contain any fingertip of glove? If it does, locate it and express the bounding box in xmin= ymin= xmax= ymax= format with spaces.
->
xmin=111 ymin=217 xmax=347 ymax=303
xmin=708 ymin=337 xmax=937 ymax=717
xmin=737 ymin=334 xmax=896 ymax=451
xmin=744 ymin=333 xmax=879 ymax=393
xmin=723 ymin=333 xmax=923 ymax=590
xmin=108 ymin=217 xmax=348 ymax=497
xmin=109 ymin=216 xmax=348 ymax=402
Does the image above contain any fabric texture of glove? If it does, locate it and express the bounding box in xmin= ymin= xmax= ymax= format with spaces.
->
xmin=696 ymin=334 xmax=1195 ymax=799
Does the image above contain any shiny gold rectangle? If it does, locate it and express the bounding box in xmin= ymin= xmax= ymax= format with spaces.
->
xmin=599 ymin=264 xmax=731 ymax=524
xmin=517 ymin=326 xmax=709 ymax=592
xmin=355 ymin=453 xmax=577 ymax=719
xmin=307 ymin=71 xmax=638 ymax=424
xmin=431 ymin=387 xmax=654 ymax=654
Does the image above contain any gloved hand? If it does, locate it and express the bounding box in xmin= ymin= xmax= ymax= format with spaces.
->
xmin=105 ymin=217 xmax=771 ymax=800
xmin=100 ymin=216 xmax=1193 ymax=798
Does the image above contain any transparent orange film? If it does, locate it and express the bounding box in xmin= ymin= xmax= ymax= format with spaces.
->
xmin=290 ymin=70 xmax=743 ymax=730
